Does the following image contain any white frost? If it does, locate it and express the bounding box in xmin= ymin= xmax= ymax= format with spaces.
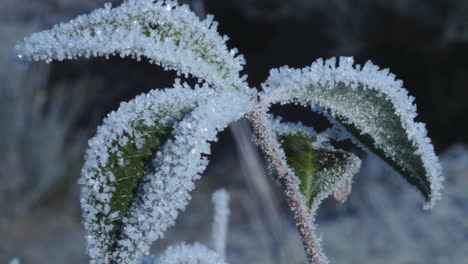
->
xmin=15 ymin=0 xmax=247 ymax=90
xmin=80 ymin=83 xmax=251 ymax=264
xmin=271 ymin=118 xmax=361 ymax=218
xmin=262 ymin=56 xmax=443 ymax=209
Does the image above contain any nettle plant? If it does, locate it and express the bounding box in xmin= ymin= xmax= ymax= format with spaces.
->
xmin=15 ymin=0 xmax=443 ymax=263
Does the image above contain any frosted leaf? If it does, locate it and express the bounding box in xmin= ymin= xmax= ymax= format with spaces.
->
xmin=271 ymin=118 xmax=361 ymax=217
xmin=262 ymin=57 xmax=443 ymax=209
xmin=158 ymin=243 xmax=227 ymax=264
xmin=80 ymin=83 xmax=251 ymax=264
xmin=15 ymin=0 xmax=247 ymax=90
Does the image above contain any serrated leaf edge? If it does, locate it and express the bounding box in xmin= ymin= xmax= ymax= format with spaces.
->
xmin=262 ymin=57 xmax=443 ymax=209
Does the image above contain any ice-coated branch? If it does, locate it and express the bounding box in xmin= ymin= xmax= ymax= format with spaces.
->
xmin=211 ymin=189 xmax=230 ymax=257
xmin=247 ymin=102 xmax=328 ymax=264
xmin=261 ymin=56 xmax=443 ymax=209
xmin=15 ymin=0 xmax=247 ymax=90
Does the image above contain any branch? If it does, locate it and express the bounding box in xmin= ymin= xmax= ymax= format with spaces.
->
xmin=247 ymin=100 xmax=328 ymax=264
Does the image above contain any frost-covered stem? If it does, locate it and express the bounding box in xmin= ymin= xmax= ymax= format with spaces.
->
xmin=247 ymin=99 xmax=327 ymax=264
xmin=211 ymin=189 xmax=230 ymax=258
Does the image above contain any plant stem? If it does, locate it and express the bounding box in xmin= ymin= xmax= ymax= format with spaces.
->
xmin=247 ymin=100 xmax=328 ymax=264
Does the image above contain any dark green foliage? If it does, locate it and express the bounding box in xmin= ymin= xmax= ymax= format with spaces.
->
xmin=280 ymin=133 xmax=351 ymax=209
xmin=280 ymin=133 xmax=318 ymax=208
xmin=312 ymin=82 xmax=432 ymax=202
xmin=96 ymin=122 xmax=173 ymax=247
xmin=337 ymin=120 xmax=430 ymax=200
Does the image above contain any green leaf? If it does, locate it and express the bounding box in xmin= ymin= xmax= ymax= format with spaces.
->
xmin=80 ymin=84 xmax=250 ymax=264
xmin=81 ymin=86 xmax=200 ymax=261
xmin=273 ymin=121 xmax=361 ymax=214
xmin=15 ymin=0 xmax=246 ymax=90
xmin=263 ymin=57 xmax=442 ymax=208
xmin=98 ymin=122 xmax=173 ymax=243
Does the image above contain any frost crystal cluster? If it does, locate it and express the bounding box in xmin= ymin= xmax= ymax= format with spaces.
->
xmin=80 ymin=84 xmax=250 ymax=263
xmin=262 ymin=57 xmax=442 ymax=208
xmin=15 ymin=0 xmax=247 ymax=90
xmin=16 ymin=0 xmax=444 ymax=264
xmin=272 ymin=118 xmax=361 ymax=217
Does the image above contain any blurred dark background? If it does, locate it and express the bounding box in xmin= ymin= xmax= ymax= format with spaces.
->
xmin=1 ymin=0 xmax=468 ymax=263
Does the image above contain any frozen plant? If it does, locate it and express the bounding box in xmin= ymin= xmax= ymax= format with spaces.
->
xmin=15 ymin=0 xmax=443 ymax=263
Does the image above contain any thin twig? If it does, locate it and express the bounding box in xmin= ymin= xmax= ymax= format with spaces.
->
xmin=247 ymin=99 xmax=328 ymax=264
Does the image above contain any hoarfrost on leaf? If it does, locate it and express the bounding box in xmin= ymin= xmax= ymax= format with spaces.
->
xmin=262 ymin=56 xmax=443 ymax=209
xmin=80 ymin=83 xmax=251 ymax=264
xmin=271 ymin=118 xmax=361 ymax=218
xmin=15 ymin=0 xmax=247 ymax=90
xmin=16 ymin=1 xmax=445 ymax=262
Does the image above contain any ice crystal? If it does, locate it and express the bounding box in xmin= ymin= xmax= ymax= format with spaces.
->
xmin=80 ymin=83 xmax=251 ymax=264
xmin=262 ymin=56 xmax=443 ymax=209
xmin=15 ymin=0 xmax=247 ymax=90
